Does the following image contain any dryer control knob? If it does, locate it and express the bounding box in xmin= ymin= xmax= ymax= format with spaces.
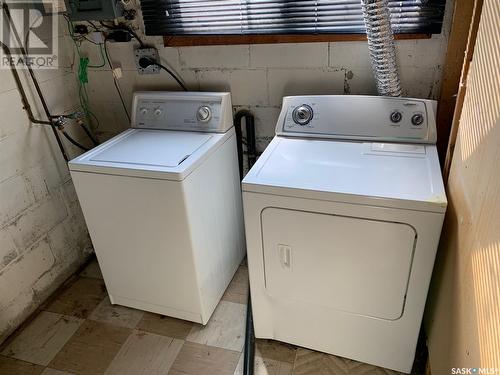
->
xmin=139 ymin=107 xmax=148 ymax=116
xmin=292 ymin=104 xmax=313 ymax=125
xmin=390 ymin=111 xmax=402 ymax=123
xmin=411 ymin=113 xmax=424 ymax=126
xmin=197 ymin=106 xmax=212 ymax=122
xmin=154 ymin=108 xmax=163 ymax=117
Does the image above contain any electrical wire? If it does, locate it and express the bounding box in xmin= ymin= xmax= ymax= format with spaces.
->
xmin=98 ymin=21 xmax=145 ymax=47
xmin=66 ymin=17 xmax=132 ymax=123
xmin=61 ymin=130 xmax=90 ymax=151
xmin=143 ymin=58 xmax=188 ymax=91
xmin=68 ymin=18 xmax=187 ymax=121
xmin=65 ymin=16 xmax=104 ymax=133
xmin=103 ymin=38 xmax=131 ymax=121
xmin=79 ymin=123 xmax=99 ymax=146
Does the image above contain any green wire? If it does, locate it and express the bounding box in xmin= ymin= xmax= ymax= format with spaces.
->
xmin=66 ymin=17 xmax=102 ymax=130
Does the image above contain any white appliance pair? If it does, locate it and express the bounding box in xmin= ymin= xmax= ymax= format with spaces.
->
xmin=69 ymin=92 xmax=245 ymax=324
xmin=243 ymin=95 xmax=447 ymax=373
xmin=70 ymin=92 xmax=446 ymax=373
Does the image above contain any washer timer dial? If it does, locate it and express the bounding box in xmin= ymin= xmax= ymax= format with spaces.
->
xmin=197 ymin=106 xmax=212 ymax=122
xmin=292 ymin=104 xmax=314 ymax=125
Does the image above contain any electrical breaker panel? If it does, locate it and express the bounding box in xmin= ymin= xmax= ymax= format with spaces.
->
xmin=65 ymin=0 xmax=123 ymax=21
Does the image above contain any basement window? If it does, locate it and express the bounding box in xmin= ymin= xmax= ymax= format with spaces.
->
xmin=138 ymin=0 xmax=446 ymax=46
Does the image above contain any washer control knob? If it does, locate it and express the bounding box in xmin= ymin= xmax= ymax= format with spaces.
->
xmin=292 ymin=104 xmax=313 ymax=125
xmin=154 ymin=108 xmax=163 ymax=117
xmin=411 ymin=113 xmax=424 ymax=126
xmin=390 ymin=111 xmax=402 ymax=123
xmin=197 ymin=106 xmax=211 ymax=122
xmin=139 ymin=107 xmax=148 ymax=116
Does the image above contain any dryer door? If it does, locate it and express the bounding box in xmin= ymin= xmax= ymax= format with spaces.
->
xmin=261 ymin=208 xmax=416 ymax=320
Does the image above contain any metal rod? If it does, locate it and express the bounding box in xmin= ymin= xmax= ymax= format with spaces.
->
xmin=2 ymin=44 xmax=53 ymax=125
xmin=2 ymin=2 xmax=70 ymax=161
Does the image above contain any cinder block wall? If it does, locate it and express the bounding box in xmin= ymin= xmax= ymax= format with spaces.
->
xmin=0 ymin=0 xmax=456 ymax=346
xmin=0 ymin=15 xmax=93 ymax=343
xmin=81 ymin=0 xmax=454 ymax=151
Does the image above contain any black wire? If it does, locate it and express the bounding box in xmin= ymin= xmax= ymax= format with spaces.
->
xmin=80 ymin=124 xmax=99 ymax=146
xmin=86 ymin=20 xmax=100 ymax=31
xmin=81 ymin=35 xmax=100 ymax=45
xmin=97 ymin=22 xmax=185 ymax=91
xmin=145 ymin=58 xmax=188 ymax=91
xmin=99 ymin=21 xmax=145 ymax=47
xmin=61 ymin=130 xmax=90 ymax=151
xmin=103 ymin=38 xmax=131 ymax=121
xmin=125 ymin=27 xmax=145 ymax=47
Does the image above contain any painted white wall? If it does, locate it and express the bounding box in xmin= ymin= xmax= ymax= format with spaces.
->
xmin=0 ymin=15 xmax=93 ymax=343
xmin=81 ymin=0 xmax=454 ymax=151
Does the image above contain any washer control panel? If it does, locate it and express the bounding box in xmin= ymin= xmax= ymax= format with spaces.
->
xmin=131 ymin=91 xmax=233 ymax=133
xmin=278 ymin=95 xmax=437 ymax=144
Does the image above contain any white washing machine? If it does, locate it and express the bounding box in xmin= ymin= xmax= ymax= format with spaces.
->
xmin=69 ymin=92 xmax=245 ymax=324
xmin=242 ymin=95 xmax=447 ymax=373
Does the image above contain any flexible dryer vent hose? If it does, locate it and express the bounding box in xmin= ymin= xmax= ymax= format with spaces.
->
xmin=361 ymin=0 xmax=402 ymax=97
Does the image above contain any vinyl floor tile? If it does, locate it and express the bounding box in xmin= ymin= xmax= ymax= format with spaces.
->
xmin=79 ymin=260 xmax=103 ymax=279
xmin=255 ymin=339 xmax=297 ymax=364
xmin=1 ymin=312 xmax=83 ymax=366
xmin=105 ymin=330 xmax=183 ymax=375
xmin=41 ymin=368 xmax=76 ymax=375
xmin=187 ymin=301 xmax=246 ymax=351
xmin=168 ymin=341 xmax=240 ymax=375
xmin=88 ymin=297 xmax=144 ymax=329
xmin=44 ymin=278 xmax=108 ymax=319
xmin=0 ymin=355 xmax=44 ymax=375
xmin=136 ymin=312 xmax=194 ymax=340
xmin=222 ymin=266 xmax=249 ymax=305
xmin=233 ymin=353 xmax=293 ymax=375
xmin=49 ymin=320 xmax=131 ymax=375
xmin=292 ymin=348 xmax=404 ymax=375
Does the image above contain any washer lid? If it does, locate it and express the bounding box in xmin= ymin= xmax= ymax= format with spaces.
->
xmin=242 ymin=136 xmax=447 ymax=213
xmin=90 ymin=130 xmax=211 ymax=167
xmin=69 ymin=129 xmax=230 ymax=181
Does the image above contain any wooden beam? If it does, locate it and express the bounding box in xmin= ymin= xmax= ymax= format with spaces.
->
xmin=436 ymin=0 xmax=477 ymax=163
xmin=164 ymin=33 xmax=431 ymax=47
xmin=443 ymin=0 xmax=484 ymax=180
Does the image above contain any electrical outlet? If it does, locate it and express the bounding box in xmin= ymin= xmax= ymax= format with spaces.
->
xmin=135 ymin=48 xmax=160 ymax=75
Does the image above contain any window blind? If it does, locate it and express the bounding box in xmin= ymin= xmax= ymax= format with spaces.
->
xmin=139 ymin=0 xmax=446 ymax=36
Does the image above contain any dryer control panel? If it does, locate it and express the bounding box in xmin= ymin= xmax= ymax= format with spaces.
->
xmin=277 ymin=95 xmax=437 ymax=144
xmin=131 ymin=91 xmax=233 ymax=133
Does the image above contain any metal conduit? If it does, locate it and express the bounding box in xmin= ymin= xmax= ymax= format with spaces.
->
xmin=2 ymin=3 xmax=70 ymax=161
xmin=361 ymin=0 xmax=402 ymax=97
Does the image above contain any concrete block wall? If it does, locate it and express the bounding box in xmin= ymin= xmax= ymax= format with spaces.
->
xmin=80 ymin=0 xmax=454 ymax=152
xmin=0 ymin=15 xmax=93 ymax=343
